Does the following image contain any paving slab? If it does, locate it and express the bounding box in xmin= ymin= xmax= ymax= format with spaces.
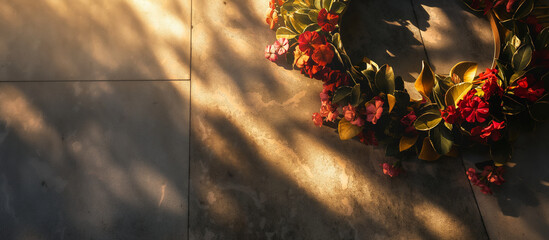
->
xmin=190 ymin=0 xmax=487 ymax=239
xmin=462 ymin=123 xmax=549 ymax=240
xmin=412 ymin=0 xmax=495 ymax=74
xmin=340 ymin=0 xmax=428 ymax=84
xmin=0 ymin=0 xmax=191 ymax=81
xmin=0 ymin=81 xmax=190 ymax=239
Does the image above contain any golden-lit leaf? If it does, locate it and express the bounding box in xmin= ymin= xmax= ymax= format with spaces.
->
xmin=414 ymin=61 xmax=436 ymax=98
xmin=418 ymin=137 xmax=441 ymax=161
xmin=338 ymin=118 xmax=363 ymax=140
xmin=449 ymin=61 xmax=478 ymax=83
xmin=445 ymin=82 xmax=473 ymax=107
xmin=387 ymin=94 xmax=396 ymax=113
xmin=399 ymin=134 xmax=419 ymax=152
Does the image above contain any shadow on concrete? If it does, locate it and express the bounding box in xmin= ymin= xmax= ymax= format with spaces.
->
xmin=188 ymin=0 xmax=489 ymax=239
xmin=0 ymin=0 xmax=190 ymax=80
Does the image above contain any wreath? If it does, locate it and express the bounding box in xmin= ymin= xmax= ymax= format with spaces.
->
xmin=264 ymin=0 xmax=549 ymax=194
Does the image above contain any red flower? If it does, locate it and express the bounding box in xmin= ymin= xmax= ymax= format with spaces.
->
xmin=458 ymin=89 xmax=489 ymax=123
xmin=311 ymin=43 xmax=334 ymax=66
xmin=317 ymin=8 xmax=339 ymax=32
xmin=514 ymin=75 xmax=545 ymax=102
xmin=359 ymin=131 xmax=378 ymax=146
xmin=302 ymin=63 xmax=331 ymax=80
xmin=441 ymin=105 xmax=460 ymax=124
xmin=472 ymin=120 xmax=506 ymax=143
xmin=466 ymin=168 xmax=480 ymax=185
xmin=323 ymin=70 xmax=350 ymax=92
xmin=478 ymin=68 xmax=503 ymax=100
xmin=265 ymin=8 xmax=278 ymax=30
xmin=381 ymin=163 xmax=403 ymax=178
xmin=298 ymin=31 xmax=325 ymax=54
xmin=400 ymin=111 xmax=418 ymax=135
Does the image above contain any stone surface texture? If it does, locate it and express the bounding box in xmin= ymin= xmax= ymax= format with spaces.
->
xmin=412 ymin=0 xmax=495 ymax=74
xmin=0 ymin=0 xmax=191 ymax=80
xmin=463 ymin=123 xmax=549 ymax=240
xmin=189 ymin=0 xmax=488 ymax=239
xmin=0 ymin=82 xmax=190 ymax=239
xmin=0 ymin=0 xmax=547 ymax=239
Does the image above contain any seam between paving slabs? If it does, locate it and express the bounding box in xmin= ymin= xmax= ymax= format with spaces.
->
xmin=460 ymin=156 xmax=491 ymax=240
xmin=408 ymin=0 xmax=489 ymax=238
xmin=187 ymin=0 xmax=193 ymax=239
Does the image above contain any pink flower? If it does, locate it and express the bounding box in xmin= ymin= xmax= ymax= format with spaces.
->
xmin=273 ymin=38 xmax=289 ymax=55
xmin=320 ymin=89 xmax=330 ymax=102
xmin=312 ymin=112 xmax=323 ymax=127
xmin=320 ymin=101 xmax=338 ymax=122
xmin=381 ymin=163 xmax=403 ymax=177
xmin=366 ymin=97 xmax=384 ymax=124
xmin=343 ymin=104 xmax=356 ymax=122
xmin=265 ymin=45 xmax=278 ymax=62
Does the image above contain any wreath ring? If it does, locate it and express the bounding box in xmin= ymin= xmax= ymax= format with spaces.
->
xmin=264 ymin=0 xmax=549 ymax=194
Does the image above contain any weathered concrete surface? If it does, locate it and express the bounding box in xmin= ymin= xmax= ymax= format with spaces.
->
xmin=340 ymin=0 xmax=428 ymax=84
xmin=412 ymin=0 xmax=495 ymax=74
xmin=190 ymin=0 xmax=487 ymax=239
xmin=463 ymin=123 xmax=549 ymax=240
xmin=0 ymin=81 xmax=190 ymax=239
xmin=0 ymin=0 xmax=191 ymax=81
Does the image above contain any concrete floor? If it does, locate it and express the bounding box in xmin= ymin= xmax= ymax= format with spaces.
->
xmin=0 ymin=0 xmax=548 ymax=239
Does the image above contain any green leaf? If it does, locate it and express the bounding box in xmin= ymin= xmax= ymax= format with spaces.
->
xmin=536 ymin=27 xmax=549 ymax=49
xmin=418 ymin=137 xmax=441 ymax=161
xmin=496 ymin=60 xmax=511 ymax=87
xmin=449 ymin=61 xmax=478 ymax=83
xmin=322 ymin=0 xmax=332 ymax=10
xmin=303 ymin=23 xmax=321 ymax=32
xmin=308 ymin=9 xmax=319 ymax=22
xmin=329 ymin=2 xmax=346 ymax=14
xmin=332 ymin=86 xmax=352 ymax=104
xmin=276 ymin=27 xmax=299 ymax=39
xmin=513 ymin=0 xmax=534 ymax=20
xmin=314 ymin=0 xmax=322 ymax=9
xmin=512 ymin=44 xmax=533 ymax=71
xmin=332 ymin=33 xmax=343 ymax=50
xmin=429 ymin=123 xmax=454 ymax=155
xmin=292 ymin=12 xmax=313 ymax=33
xmin=511 ymin=35 xmax=521 ymax=49
xmin=338 ymin=118 xmax=363 ymax=140
xmin=490 ymin=139 xmax=512 ymax=165
xmin=415 ymin=61 xmax=436 ymax=99
xmin=414 ymin=113 xmax=443 ymax=131
xmin=502 ymin=94 xmax=526 ymax=115
xmin=400 ymin=134 xmax=419 ymax=152
xmin=529 ymin=101 xmax=549 ymax=121
xmin=500 ymin=43 xmax=515 ymax=64
xmin=351 ymin=84 xmax=361 ymax=107
xmin=375 ymin=64 xmax=395 ymax=94
xmin=445 ymin=82 xmax=473 ymax=107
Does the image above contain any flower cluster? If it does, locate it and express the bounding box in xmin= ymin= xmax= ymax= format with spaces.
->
xmin=264 ymin=0 xmax=549 ymax=195
xmin=466 ymin=166 xmax=505 ymax=194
